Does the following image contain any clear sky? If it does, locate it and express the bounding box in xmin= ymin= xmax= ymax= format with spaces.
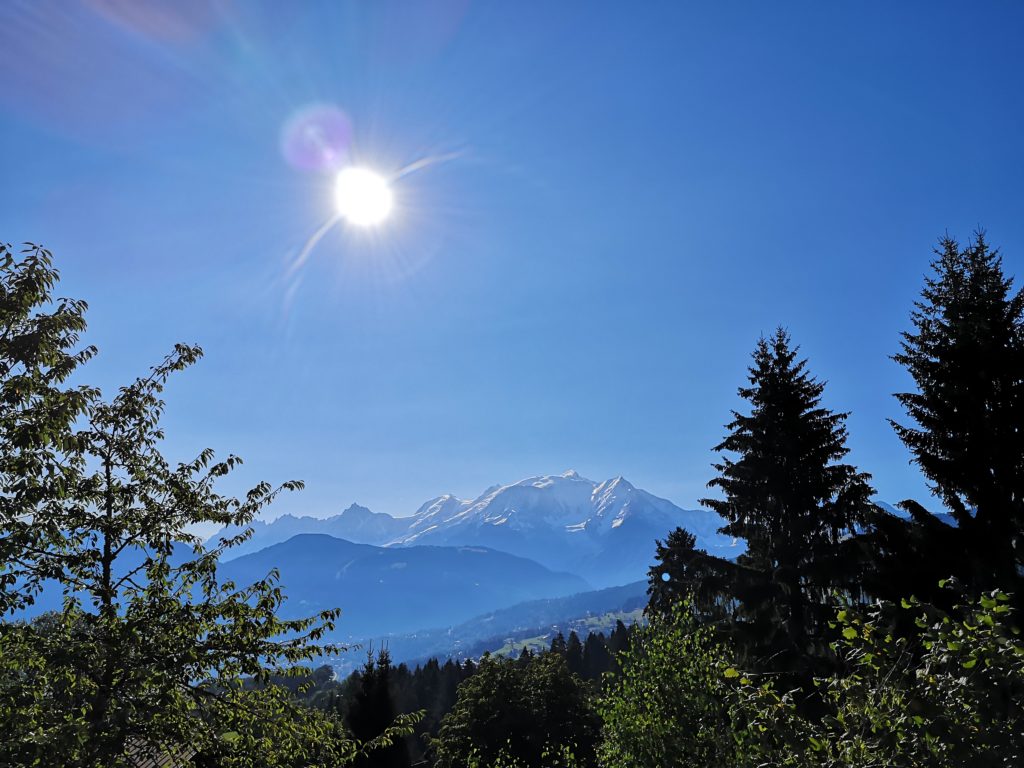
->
xmin=1 ymin=1 xmax=1022 ymax=519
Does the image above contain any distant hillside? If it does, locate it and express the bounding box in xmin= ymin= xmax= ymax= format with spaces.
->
xmin=322 ymin=579 xmax=649 ymax=673
xmin=218 ymin=534 xmax=589 ymax=641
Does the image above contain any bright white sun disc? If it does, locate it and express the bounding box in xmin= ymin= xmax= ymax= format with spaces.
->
xmin=334 ymin=166 xmax=393 ymax=226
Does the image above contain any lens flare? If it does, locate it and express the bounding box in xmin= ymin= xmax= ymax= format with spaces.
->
xmin=281 ymin=104 xmax=353 ymax=172
xmin=334 ymin=167 xmax=393 ymax=227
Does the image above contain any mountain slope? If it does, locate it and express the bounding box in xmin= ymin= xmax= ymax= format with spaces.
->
xmin=326 ymin=580 xmax=649 ymax=673
xmin=218 ymin=534 xmax=590 ymax=640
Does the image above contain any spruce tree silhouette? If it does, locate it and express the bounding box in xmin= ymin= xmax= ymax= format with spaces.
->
xmin=345 ymin=649 xmax=412 ymax=768
xmin=651 ymin=329 xmax=876 ymax=684
xmin=565 ymin=631 xmax=585 ymax=677
xmin=873 ymin=233 xmax=1024 ymax=602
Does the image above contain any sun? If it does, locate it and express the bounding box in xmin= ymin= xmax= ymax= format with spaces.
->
xmin=334 ymin=166 xmax=393 ymax=227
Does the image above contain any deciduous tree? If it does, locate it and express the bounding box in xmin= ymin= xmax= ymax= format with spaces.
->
xmin=599 ymin=600 xmax=736 ymax=768
xmin=433 ymin=652 xmax=598 ymax=768
xmin=0 ymin=244 xmax=417 ymax=767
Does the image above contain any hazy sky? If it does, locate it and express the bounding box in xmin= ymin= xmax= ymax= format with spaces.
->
xmin=1 ymin=1 xmax=1022 ymax=519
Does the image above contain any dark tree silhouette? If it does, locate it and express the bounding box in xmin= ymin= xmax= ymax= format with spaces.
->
xmin=549 ymin=632 xmax=568 ymax=656
xmin=581 ymin=632 xmax=611 ymax=682
xmin=343 ymin=650 xmax=412 ymax=768
xmin=885 ymin=233 xmax=1024 ymax=597
xmin=652 ymin=329 xmax=876 ymax=680
xmin=565 ymin=631 xmax=584 ymax=677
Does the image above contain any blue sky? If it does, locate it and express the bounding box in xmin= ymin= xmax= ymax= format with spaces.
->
xmin=1 ymin=1 xmax=1022 ymax=519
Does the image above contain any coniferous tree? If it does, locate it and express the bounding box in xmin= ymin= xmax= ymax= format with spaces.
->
xmin=653 ymin=329 xmax=875 ymax=679
xmin=565 ymin=631 xmax=584 ymax=677
xmin=888 ymin=233 xmax=1024 ymax=595
xmin=648 ymin=528 xmax=742 ymax=622
xmin=606 ymin=620 xmax=632 ymax=677
xmin=607 ymin=620 xmax=630 ymax=658
xmin=344 ymin=650 xmax=412 ymax=768
xmin=582 ymin=632 xmax=611 ymax=683
xmin=517 ymin=647 xmax=535 ymax=668
xmin=549 ymin=632 xmax=568 ymax=656
xmin=709 ymin=328 xmax=874 ymax=652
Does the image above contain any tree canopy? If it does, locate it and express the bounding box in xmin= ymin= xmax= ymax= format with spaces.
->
xmin=433 ymin=652 xmax=599 ymax=768
xmin=0 ymin=244 xmax=416 ymax=767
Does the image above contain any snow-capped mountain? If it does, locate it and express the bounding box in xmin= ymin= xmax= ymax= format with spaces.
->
xmin=217 ymin=471 xmax=737 ymax=587
xmin=389 ymin=471 xmax=736 ymax=587
xmin=403 ymin=471 xmax=712 ymax=542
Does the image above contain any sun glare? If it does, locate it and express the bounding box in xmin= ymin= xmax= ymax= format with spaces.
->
xmin=334 ymin=166 xmax=393 ymax=227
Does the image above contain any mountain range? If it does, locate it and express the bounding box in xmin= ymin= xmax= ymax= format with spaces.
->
xmin=16 ymin=472 xmax=931 ymax=676
xmin=218 ymin=471 xmax=739 ymax=588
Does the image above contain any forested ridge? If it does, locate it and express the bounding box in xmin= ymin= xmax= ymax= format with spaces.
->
xmin=1 ymin=232 xmax=1022 ymax=766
